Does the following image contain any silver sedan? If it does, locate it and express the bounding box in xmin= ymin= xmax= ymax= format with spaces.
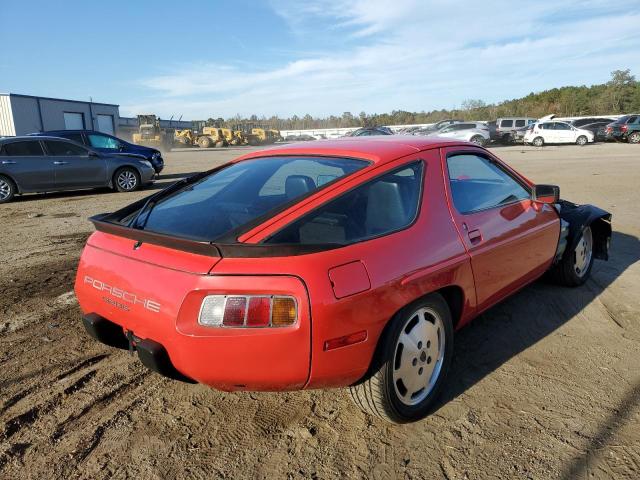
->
xmin=0 ymin=136 xmax=155 ymax=203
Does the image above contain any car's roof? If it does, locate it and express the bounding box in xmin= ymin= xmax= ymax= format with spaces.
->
xmin=0 ymin=135 xmax=79 ymax=143
xmin=237 ymin=136 xmax=469 ymax=165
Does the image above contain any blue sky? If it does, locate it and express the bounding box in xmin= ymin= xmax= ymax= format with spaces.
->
xmin=1 ymin=0 xmax=639 ymax=119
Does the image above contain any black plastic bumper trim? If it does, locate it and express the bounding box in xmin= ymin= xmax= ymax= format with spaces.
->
xmin=82 ymin=314 xmax=196 ymax=384
xmin=82 ymin=313 xmax=129 ymax=350
xmin=136 ymin=338 xmax=196 ymax=383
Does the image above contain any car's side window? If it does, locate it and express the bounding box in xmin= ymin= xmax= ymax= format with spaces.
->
xmin=555 ymin=123 xmax=571 ymax=130
xmin=266 ymin=161 xmax=423 ymax=245
xmin=447 ymin=153 xmax=530 ymax=214
xmin=3 ymin=141 xmax=45 ymax=156
xmin=62 ymin=133 xmax=85 ymax=144
xmin=88 ymin=134 xmax=119 ymax=150
xmin=501 ymin=120 xmax=513 ymax=128
xmin=515 ymin=120 xmax=525 ymax=127
xmin=44 ymin=140 xmax=89 ymax=156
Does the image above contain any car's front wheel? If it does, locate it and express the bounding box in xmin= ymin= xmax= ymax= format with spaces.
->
xmin=349 ymin=293 xmax=454 ymax=423
xmin=549 ymin=226 xmax=594 ymax=286
xmin=629 ymin=132 xmax=640 ymax=144
xmin=532 ymin=136 xmax=544 ymax=147
xmin=576 ymin=135 xmax=588 ymax=146
xmin=0 ymin=175 xmax=16 ymax=204
xmin=113 ymin=167 xmax=141 ymax=192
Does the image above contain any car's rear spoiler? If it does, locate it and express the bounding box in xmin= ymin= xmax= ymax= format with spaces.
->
xmin=90 ymin=214 xmax=342 ymax=258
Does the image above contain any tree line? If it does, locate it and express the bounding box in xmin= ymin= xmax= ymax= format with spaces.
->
xmin=207 ymin=69 xmax=640 ymax=130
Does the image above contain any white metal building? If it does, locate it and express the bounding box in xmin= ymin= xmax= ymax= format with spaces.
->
xmin=0 ymin=93 xmax=120 ymax=137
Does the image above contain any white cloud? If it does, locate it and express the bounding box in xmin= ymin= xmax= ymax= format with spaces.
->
xmin=123 ymin=1 xmax=640 ymax=118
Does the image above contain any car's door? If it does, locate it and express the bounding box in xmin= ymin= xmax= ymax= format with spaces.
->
xmin=42 ymin=140 xmax=107 ymax=189
xmin=441 ymin=147 xmax=560 ymax=310
xmin=538 ymin=122 xmax=556 ymax=143
xmin=0 ymin=140 xmax=55 ymax=191
xmin=553 ymin=122 xmax=574 ymax=143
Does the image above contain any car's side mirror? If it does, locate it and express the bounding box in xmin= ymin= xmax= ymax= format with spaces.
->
xmin=532 ymin=184 xmax=559 ymax=204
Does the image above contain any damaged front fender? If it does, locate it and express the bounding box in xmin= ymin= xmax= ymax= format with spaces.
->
xmin=554 ymin=200 xmax=612 ymax=263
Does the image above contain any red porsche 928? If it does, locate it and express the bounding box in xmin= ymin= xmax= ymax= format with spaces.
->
xmin=75 ymin=137 xmax=611 ymax=423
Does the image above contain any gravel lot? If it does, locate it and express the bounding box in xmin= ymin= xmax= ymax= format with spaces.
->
xmin=0 ymin=142 xmax=639 ymax=479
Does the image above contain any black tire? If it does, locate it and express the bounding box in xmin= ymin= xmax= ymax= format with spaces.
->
xmin=215 ymin=141 xmax=226 ymax=148
xmin=470 ymin=135 xmax=485 ymax=146
xmin=349 ymin=293 xmax=454 ymax=423
xmin=113 ymin=167 xmax=141 ymax=192
xmin=0 ymin=175 xmax=16 ymax=204
xmin=532 ymin=136 xmax=544 ymax=147
xmin=198 ymin=136 xmax=212 ymax=148
xmin=576 ymin=135 xmax=588 ymax=146
xmin=501 ymin=134 xmax=513 ymax=145
xmin=548 ymin=226 xmax=594 ymax=287
xmin=629 ymin=132 xmax=640 ymax=144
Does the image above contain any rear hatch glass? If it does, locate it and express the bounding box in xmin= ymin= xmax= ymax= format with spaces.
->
xmin=123 ymin=156 xmax=368 ymax=242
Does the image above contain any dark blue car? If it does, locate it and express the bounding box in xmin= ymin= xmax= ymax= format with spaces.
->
xmin=30 ymin=130 xmax=164 ymax=174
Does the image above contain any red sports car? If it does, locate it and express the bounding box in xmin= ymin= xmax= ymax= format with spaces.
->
xmin=75 ymin=137 xmax=611 ymax=423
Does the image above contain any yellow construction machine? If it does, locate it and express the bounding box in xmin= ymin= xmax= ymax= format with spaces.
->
xmin=132 ymin=115 xmax=172 ymax=150
xmin=174 ymin=128 xmax=197 ymax=147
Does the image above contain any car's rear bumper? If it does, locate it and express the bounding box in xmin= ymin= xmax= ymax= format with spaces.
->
xmin=75 ymin=240 xmax=312 ymax=391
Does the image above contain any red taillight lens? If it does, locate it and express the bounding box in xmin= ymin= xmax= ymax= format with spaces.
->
xmin=223 ymin=296 xmax=246 ymax=326
xmin=621 ymin=125 xmax=628 ymax=132
xmin=246 ymin=297 xmax=271 ymax=327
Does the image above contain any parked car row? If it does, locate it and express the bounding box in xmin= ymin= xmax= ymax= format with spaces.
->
xmin=0 ymin=132 xmax=158 ymax=203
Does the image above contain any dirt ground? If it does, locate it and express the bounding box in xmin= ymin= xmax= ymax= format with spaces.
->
xmin=0 ymin=142 xmax=639 ymax=479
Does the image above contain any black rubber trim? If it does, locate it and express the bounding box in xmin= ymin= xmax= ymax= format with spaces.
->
xmin=136 ymin=338 xmax=196 ymax=383
xmin=90 ymin=215 xmax=343 ymax=257
xmin=82 ymin=313 xmax=129 ymax=350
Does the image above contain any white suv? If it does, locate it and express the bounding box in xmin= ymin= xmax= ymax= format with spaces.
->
xmin=524 ymin=121 xmax=594 ymax=146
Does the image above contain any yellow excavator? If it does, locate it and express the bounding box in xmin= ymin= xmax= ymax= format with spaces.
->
xmin=196 ymin=126 xmax=228 ymax=148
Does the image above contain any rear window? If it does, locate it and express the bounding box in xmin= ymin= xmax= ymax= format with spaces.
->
xmin=2 ymin=141 xmax=44 ymax=156
xmin=137 ymin=156 xmax=368 ymax=241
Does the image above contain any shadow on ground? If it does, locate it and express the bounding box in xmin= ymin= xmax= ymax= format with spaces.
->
xmin=435 ymin=231 xmax=640 ymax=474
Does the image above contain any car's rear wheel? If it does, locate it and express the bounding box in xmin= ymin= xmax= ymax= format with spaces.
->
xmin=349 ymin=293 xmax=454 ymax=423
xmin=532 ymin=136 xmax=544 ymax=147
xmin=198 ymin=136 xmax=212 ymax=148
xmin=576 ymin=135 xmax=588 ymax=146
xmin=629 ymin=132 xmax=640 ymax=144
xmin=0 ymin=175 xmax=16 ymax=204
xmin=470 ymin=135 xmax=485 ymax=146
xmin=114 ymin=167 xmax=140 ymax=192
xmin=549 ymin=226 xmax=594 ymax=286
xmin=215 ymin=140 xmax=226 ymax=148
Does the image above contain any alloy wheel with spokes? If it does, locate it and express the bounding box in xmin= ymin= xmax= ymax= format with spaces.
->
xmin=114 ymin=168 xmax=140 ymax=192
xmin=0 ymin=176 xmax=16 ymax=203
xmin=576 ymin=135 xmax=588 ymax=146
xmin=393 ymin=307 xmax=445 ymax=406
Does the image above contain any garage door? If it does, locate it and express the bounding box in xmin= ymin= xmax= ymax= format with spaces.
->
xmin=96 ymin=114 xmax=115 ymax=135
xmin=64 ymin=112 xmax=85 ymax=130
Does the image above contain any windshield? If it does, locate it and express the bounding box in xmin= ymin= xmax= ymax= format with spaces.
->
xmin=134 ymin=156 xmax=368 ymax=241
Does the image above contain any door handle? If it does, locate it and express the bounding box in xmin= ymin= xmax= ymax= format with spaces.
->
xmin=468 ymin=228 xmax=483 ymax=244
xmin=53 ymin=161 xmax=68 ymax=165
xmin=1 ymin=160 xmax=16 ymax=164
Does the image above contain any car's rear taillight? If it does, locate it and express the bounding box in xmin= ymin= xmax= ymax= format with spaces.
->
xmin=620 ymin=125 xmax=628 ymax=132
xmin=198 ymin=295 xmax=297 ymax=328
